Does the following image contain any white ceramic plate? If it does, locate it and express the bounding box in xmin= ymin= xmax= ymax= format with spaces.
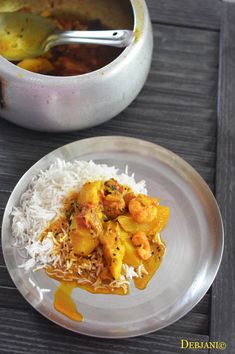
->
xmin=1 ymin=136 xmax=224 ymax=338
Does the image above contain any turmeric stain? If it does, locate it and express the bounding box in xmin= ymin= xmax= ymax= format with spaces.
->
xmin=132 ymin=0 xmax=145 ymax=43
xmin=54 ymin=282 xmax=83 ymax=322
xmin=53 ymin=280 xmax=126 ymax=323
xmin=134 ymin=28 xmax=141 ymax=43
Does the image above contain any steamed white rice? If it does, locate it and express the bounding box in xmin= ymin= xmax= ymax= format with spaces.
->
xmin=11 ymin=159 xmax=147 ymax=276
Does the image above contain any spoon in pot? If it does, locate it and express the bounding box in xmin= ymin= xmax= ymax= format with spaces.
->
xmin=0 ymin=12 xmax=134 ymax=61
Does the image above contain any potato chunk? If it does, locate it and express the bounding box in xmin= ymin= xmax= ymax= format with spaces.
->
xmin=77 ymin=181 xmax=103 ymax=206
xmin=17 ymin=58 xmax=54 ymax=74
xmin=119 ymin=228 xmax=141 ymax=267
xmin=69 ymin=211 xmax=100 ymax=256
xmin=70 ymin=227 xmax=99 ymax=256
xmin=99 ymin=221 xmax=125 ymax=280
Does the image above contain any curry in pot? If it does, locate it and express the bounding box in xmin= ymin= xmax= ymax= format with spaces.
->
xmin=11 ymin=10 xmax=124 ymax=76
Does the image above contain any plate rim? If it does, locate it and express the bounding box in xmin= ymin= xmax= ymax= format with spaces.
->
xmin=1 ymin=136 xmax=224 ymax=338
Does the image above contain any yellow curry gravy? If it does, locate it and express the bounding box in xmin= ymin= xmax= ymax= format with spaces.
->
xmin=42 ymin=179 xmax=169 ymax=322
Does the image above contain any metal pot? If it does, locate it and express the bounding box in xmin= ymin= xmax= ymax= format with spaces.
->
xmin=0 ymin=0 xmax=153 ymax=132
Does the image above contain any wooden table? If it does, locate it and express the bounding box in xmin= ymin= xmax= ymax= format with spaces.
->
xmin=0 ymin=1 xmax=234 ymax=352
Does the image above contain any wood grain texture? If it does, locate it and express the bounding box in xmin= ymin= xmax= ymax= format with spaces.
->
xmin=210 ymin=2 xmax=235 ymax=353
xmin=0 ymin=266 xmax=15 ymax=287
xmin=0 ymin=20 xmax=219 ymax=354
xmin=0 ymin=308 xmax=209 ymax=354
xmin=146 ymin=0 xmax=221 ymax=30
xmin=0 ymin=246 xmax=4 ymax=265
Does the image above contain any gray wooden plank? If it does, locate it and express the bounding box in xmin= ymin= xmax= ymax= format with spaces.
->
xmin=0 ymin=247 xmax=4 ymax=265
xmin=165 ymin=313 xmax=208 ymax=336
xmin=0 ymin=287 xmax=29 ymax=309
xmin=0 ymin=265 xmax=15 ymax=287
xmin=146 ymin=0 xmax=221 ymax=30
xmin=0 ymin=307 xmax=209 ymax=354
xmin=192 ymin=294 xmax=210 ymax=315
xmin=0 ymin=190 xmax=10 ymax=210
xmin=210 ymin=2 xmax=235 ymax=353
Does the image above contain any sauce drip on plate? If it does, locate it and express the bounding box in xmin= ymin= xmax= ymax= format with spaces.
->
xmin=53 ymin=279 xmax=127 ymax=322
xmin=54 ymin=282 xmax=83 ymax=322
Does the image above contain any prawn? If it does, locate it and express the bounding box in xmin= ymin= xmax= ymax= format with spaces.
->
xmin=132 ymin=231 xmax=151 ymax=260
xmin=103 ymin=194 xmax=126 ymax=219
xmin=128 ymin=195 xmax=158 ymax=224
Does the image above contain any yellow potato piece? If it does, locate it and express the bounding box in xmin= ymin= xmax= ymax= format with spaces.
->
xmin=100 ymin=221 xmax=125 ymax=280
xmin=118 ymin=215 xmax=153 ymax=234
xmin=70 ymin=215 xmax=99 ymax=256
xmin=70 ymin=228 xmax=99 ymax=256
xmin=17 ymin=58 xmax=54 ymax=74
xmin=154 ymin=206 xmax=170 ymax=233
xmin=119 ymin=228 xmax=141 ymax=267
xmin=77 ymin=181 xmax=103 ymax=206
xmin=118 ymin=215 xmax=137 ymax=233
